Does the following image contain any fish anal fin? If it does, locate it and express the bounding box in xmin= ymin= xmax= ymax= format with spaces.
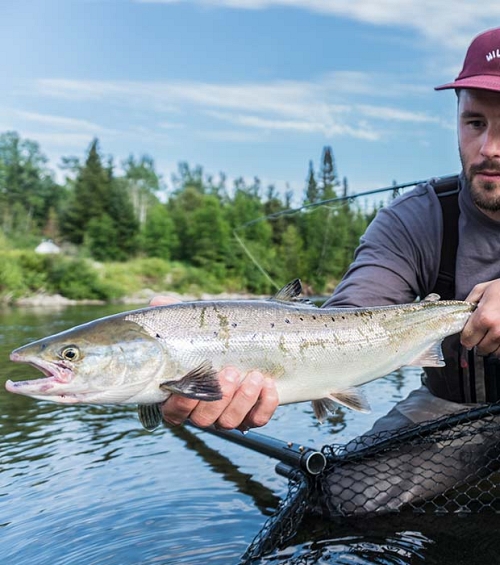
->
xmin=312 ymin=388 xmax=371 ymax=422
xmin=407 ymin=342 xmax=445 ymax=367
xmin=160 ymin=361 xmax=223 ymax=401
xmin=138 ymin=403 xmax=163 ymax=431
xmin=331 ymin=388 xmax=371 ymax=413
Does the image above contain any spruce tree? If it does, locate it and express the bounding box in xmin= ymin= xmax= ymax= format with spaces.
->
xmin=305 ymin=160 xmax=319 ymax=204
xmin=61 ymin=139 xmax=111 ymax=244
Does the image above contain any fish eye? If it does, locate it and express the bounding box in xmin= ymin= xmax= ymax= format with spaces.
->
xmin=59 ymin=345 xmax=80 ymax=362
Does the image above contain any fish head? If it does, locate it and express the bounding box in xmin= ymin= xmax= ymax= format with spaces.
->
xmin=6 ymin=317 xmax=167 ymax=405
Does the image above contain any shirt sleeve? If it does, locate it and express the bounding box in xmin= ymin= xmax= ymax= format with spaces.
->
xmin=322 ymin=183 xmax=443 ymax=308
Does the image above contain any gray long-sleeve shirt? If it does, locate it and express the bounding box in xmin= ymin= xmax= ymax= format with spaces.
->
xmin=324 ymin=172 xmax=500 ymax=308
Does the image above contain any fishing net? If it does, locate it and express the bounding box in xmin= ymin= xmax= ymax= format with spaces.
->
xmin=239 ymin=401 xmax=500 ymax=563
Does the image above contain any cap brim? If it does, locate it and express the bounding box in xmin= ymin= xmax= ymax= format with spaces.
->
xmin=435 ymin=75 xmax=500 ymax=92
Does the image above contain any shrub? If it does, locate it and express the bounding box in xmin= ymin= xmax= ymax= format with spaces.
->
xmin=46 ymin=256 xmax=122 ymax=300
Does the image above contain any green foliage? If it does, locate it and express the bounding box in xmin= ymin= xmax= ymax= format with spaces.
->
xmin=0 ymin=131 xmax=63 ymax=237
xmin=0 ymin=254 xmax=25 ymax=295
xmin=1 ymin=134 xmax=379 ymax=299
xmin=46 ymin=256 xmax=120 ymax=300
xmin=85 ymin=214 xmax=119 ymax=262
xmin=61 ymin=139 xmax=139 ymax=260
xmin=140 ymin=203 xmax=176 ymax=259
xmin=167 ymin=262 xmax=225 ymax=295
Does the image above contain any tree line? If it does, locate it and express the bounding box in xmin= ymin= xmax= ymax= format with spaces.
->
xmin=0 ymin=131 xmax=379 ymax=294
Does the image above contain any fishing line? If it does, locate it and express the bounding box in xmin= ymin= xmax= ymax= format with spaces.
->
xmin=232 ymin=176 xmax=452 ymax=289
xmin=232 ymin=230 xmax=281 ymax=290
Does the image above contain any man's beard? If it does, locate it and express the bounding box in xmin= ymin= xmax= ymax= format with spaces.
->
xmin=460 ymin=152 xmax=500 ymax=213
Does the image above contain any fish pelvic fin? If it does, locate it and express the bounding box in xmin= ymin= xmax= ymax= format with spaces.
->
xmin=159 ymin=361 xmax=223 ymax=401
xmin=406 ymin=342 xmax=445 ymax=367
xmin=312 ymin=388 xmax=371 ymax=422
xmin=138 ymin=403 xmax=163 ymax=431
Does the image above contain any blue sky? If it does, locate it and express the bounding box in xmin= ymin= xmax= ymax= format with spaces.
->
xmin=1 ymin=0 xmax=498 ymax=202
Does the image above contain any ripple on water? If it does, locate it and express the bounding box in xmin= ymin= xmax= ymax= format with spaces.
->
xmin=3 ymin=306 xmax=500 ymax=564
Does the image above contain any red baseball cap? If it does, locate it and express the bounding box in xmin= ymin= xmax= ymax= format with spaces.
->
xmin=435 ymin=27 xmax=500 ymax=92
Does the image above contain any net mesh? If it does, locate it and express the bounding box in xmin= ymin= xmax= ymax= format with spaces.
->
xmin=240 ymin=401 xmax=500 ymax=563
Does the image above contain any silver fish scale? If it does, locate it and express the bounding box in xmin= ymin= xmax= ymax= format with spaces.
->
xmin=124 ymin=299 xmax=474 ymax=406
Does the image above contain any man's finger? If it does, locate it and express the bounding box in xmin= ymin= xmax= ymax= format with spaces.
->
xmin=185 ymin=366 xmax=240 ymax=428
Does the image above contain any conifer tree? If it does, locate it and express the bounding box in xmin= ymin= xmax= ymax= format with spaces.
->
xmin=305 ymin=160 xmax=319 ymax=204
xmin=61 ymin=139 xmax=112 ymax=244
xmin=61 ymin=139 xmax=139 ymax=259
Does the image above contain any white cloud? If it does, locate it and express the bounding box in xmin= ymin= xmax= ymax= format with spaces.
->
xmin=206 ymin=110 xmax=381 ymax=140
xmin=136 ymin=0 xmax=500 ymax=51
xmin=34 ymin=74 xmax=436 ymax=143
xmin=357 ymin=104 xmax=439 ymax=123
xmin=135 ymin=0 xmax=500 ymax=50
xmin=15 ymin=110 xmax=115 ymax=134
xmin=20 ymin=132 xmax=99 ymax=150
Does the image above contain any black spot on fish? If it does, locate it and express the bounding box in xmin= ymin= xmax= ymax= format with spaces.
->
xmin=156 ymin=333 xmax=161 ymax=338
xmin=299 ymin=317 xmax=304 ymax=321
xmin=270 ymin=322 xmax=275 ymax=328
xmin=285 ymin=318 xmax=290 ymax=324
xmin=231 ymin=322 xmax=237 ymax=328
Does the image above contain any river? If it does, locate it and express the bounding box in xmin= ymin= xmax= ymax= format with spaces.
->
xmin=1 ymin=303 xmax=500 ymax=564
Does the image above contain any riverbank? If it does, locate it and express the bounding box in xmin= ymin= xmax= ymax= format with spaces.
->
xmin=9 ymin=288 xmax=267 ymax=308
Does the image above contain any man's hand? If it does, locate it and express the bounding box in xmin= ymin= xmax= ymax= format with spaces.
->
xmin=462 ymin=279 xmax=500 ymax=356
xmin=150 ymin=295 xmax=280 ymax=430
xmin=161 ymin=366 xmax=279 ymax=431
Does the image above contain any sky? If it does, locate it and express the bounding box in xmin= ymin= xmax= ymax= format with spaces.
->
xmin=1 ymin=0 xmax=499 ymax=203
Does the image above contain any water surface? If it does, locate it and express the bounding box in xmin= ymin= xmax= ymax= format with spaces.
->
xmin=1 ymin=304 xmax=499 ymax=564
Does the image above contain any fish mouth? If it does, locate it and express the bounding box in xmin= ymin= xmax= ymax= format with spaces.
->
xmin=6 ymin=353 xmax=79 ymax=403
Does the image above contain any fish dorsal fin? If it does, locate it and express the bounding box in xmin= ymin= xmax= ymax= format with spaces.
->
xmin=312 ymin=388 xmax=371 ymax=422
xmin=138 ymin=403 xmax=164 ymax=431
xmin=406 ymin=342 xmax=445 ymax=367
xmin=160 ymin=361 xmax=223 ymax=401
xmin=272 ymin=279 xmax=303 ymax=302
xmin=271 ymin=279 xmax=316 ymax=306
xmin=422 ymin=293 xmax=441 ymax=302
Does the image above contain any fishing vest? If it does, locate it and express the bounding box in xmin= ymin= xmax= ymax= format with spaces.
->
xmin=423 ymin=176 xmax=500 ymax=403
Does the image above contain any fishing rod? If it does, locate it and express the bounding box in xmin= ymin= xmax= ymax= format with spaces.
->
xmin=235 ymin=174 xmax=458 ymax=230
xmin=233 ymin=173 xmax=457 ymax=290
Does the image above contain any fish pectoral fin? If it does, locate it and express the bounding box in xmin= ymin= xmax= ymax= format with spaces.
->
xmin=138 ymin=403 xmax=163 ymax=431
xmin=312 ymin=388 xmax=371 ymax=422
xmin=406 ymin=342 xmax=445 ymax=367
xmin=159 ymin=361 xmax=223 ymax=401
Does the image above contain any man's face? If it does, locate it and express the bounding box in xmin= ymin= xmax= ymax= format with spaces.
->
xmin=458 ymin=88 xmax=500 ymax=219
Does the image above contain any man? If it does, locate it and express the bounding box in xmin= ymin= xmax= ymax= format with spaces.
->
xmin=158 ymin=26 xmax=500 ymax=433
